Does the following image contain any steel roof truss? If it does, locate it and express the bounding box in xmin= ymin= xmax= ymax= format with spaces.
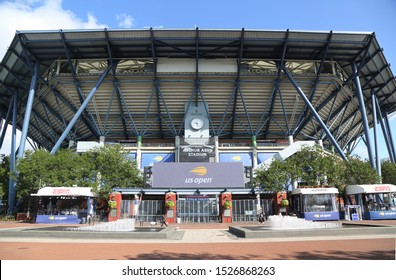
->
xmin=115 ymin=84 xmax=138 ymax=136
xmin=1 ymin=64 xmax=30 ymax=91
xmin=278 ymin=88 xmax=290 ymax=135
xmin=60 ymin=31 xmax=100 ymax=138
xmin=32 ymin=110 xmax=56 ymax=144
xmin=332 ymin=100 xmax=350 ymax=140
xmin=295 ymin=32 xmax=333 ymax=134
xmin=319 ymin=91 xmax=339 ymax=139
xmin=263 ymin=82 xmax=279 ymax=138
xmin=50 ymin=63 xmax=113 ymax=154
xmin=16 ymin=33 xmax=35 ymax=72
xmin=337 ymin=111 xmax=358 ymax=143
xmin=40 ymin=101 xmax=64 ymax=142
xmin=282 ymin=63 xmax=347 ymax=160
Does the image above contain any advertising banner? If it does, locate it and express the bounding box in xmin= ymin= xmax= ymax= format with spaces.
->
xmin=304 ymin=211 xmax=340 ymax=221
xmin=35 ymin=215 xmax=81 ymax=224
xmin=219 ymin=152 xmax=253 ymax=166
xmin=369 ymin=211 xmax=396 ymax=220
xmin=141 ymin=153 xmax=175 ymax=168
xmin=152 ymin=162 xmax=245 ymax=188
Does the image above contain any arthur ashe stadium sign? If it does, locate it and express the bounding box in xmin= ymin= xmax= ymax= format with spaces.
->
xmin=152 ymin=162 xmax=245 ymax=188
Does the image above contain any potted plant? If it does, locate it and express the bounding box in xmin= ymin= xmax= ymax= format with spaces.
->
xmin=108 ymin=200 xmax=117 ymax=209
xmin=280 ymin=199 xmax=289 ymax=207
xmin=223 ymin=200 xmax=232 ymax=209
xmin=165 ymin=200 xmax=175 ymax=209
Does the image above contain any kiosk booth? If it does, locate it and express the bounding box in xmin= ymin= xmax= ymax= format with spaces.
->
xmin=290 ymin=187 xmax=340 ymax=221
xmin=31 ymin=187 xmax=96 ymax=224
xmin=345 ymin=184 xmax=396 ymax=220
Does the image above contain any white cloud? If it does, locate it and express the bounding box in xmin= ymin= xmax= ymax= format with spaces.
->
xmin=116 ymin=13 xmax=134 ymax=28
xmin=0 ymin=0 xmax=107 ymax=155
xmin=0 ymin=0 xmax=107 ymax=58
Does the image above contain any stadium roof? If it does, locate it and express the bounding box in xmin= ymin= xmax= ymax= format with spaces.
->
xmin=0 ymin=28 xmax=395 ymax=155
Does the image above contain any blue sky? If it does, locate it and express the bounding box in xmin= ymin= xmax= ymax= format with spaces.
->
xmin=0 ymin=0 xmax=395 ymax=160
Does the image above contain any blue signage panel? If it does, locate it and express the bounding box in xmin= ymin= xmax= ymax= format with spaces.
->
xmin=152 ymin=162 xmax=245 ymax=188
xmin=258 ymin=152 xmax=276 ymax=164
xmin=141 ymin=153 xmax=175 ymax=168
xmin=35 ymin=215 xmax=81 ymax=224
xmin=304 ymin=211 xmax=340 ymax=221
xmin=368 ymin=211 xmax=396 ymax=220
xmin=219 ymin=152 xmax=252 ymax=166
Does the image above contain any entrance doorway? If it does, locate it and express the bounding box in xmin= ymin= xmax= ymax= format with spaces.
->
xmin=177 ymin=195 xmax=219 ymax=223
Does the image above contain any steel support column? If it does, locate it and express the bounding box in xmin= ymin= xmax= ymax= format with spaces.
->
xmin=281 ymin=64 xmax=347 ymax=160
xmin=352 ymin=62 xmax=375 ymax=168
xmin=384 ymin=111 xmax=396 ymax=162
xmin=8 ymin=92 xmax=18 ymax=214
xmin=17 ymin=62 xmax=39 ymax=159
xmin=0 ymin=95 xmax=15 ymax=149
xmin=371 ymin=93 xmax=381 ymax=178
xmin=50 ymin=64 xmax=113 ymax=154
xmin=374 ymin=96 xmax=395 ymax=163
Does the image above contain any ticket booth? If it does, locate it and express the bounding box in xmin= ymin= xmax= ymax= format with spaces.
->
xmin=31 ymin=187 xmax=96 ymax=224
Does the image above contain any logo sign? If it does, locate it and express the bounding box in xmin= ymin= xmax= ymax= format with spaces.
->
xmin=180 ymin=146 xmax=215 ymax=162
xmin=304 ymin=212 xmax=340 ymax=221
xmin=374 ymin=186 xmax=391 ymax=192
xmin=152 ymin=162 xmax=245 ymax=188
xmin=369 ymin=211 xmax=396 ymax=220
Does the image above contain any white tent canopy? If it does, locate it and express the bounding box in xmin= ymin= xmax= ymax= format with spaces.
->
xmin=346 ymin=184 xmax=396 ymax=195
xmin=291 ymin=187 xmax=339 ymax=195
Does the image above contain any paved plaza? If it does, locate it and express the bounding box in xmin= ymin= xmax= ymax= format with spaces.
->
xmin=0 ymin=219 xmax=395 ymax=260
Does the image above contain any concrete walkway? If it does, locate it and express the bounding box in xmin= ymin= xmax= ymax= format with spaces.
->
xmin=0 ymin=220 xmax=395 ymax=260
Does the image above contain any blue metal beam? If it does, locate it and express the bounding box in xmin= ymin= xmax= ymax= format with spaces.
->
xmin=282 ymin=64 xmax=348 ymax=160
xmin=60 ymin=31 xmax=101 ymax=138
xmin=7 ymin=92 xmax=17 ymax=214
xmin=50 ymin=63 xmax=113 ymax=154
xmin=17 ymin=62 xmax=39 ymax=159
xmin=0 ymin=95 xmax=14 ymax=149
xmin=295 ymin=31 xmax=333 ymax=135
xmin=264 ymin=31 xmax=289 ymax=138
xmin=371 ymin=93 xmax=381 ymax=177
xmin=384 ymin=111 xmax=396 ymax=162
xmin=374 ymin=94 xmax=395 ymax=162
xmin=115 ymin=84 xmax=138 ymax=136
xmin=230 ymin=29 xmax=248 ymax=136
xmin=352 ymin=62 xmax=375 ymax=169
xmin=105 ymin=29 xmax=130 ymax=139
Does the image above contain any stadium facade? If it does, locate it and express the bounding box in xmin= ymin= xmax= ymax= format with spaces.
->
xmin=1 ymin=28 xmax=395 ymax=222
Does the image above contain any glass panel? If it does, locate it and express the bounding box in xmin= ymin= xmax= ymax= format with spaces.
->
xmin=303 ymin=194 xmax=336 ymax=212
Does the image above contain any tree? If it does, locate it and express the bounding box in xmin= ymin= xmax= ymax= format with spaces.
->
xmin=343 ymin=155 xmax=380 ymax=185
xmin=255 ymin=144 xmax=347 ymax=194
xmin=13 ymin=144 xmax=143 ymax=213
xmin=381 ymin=160 xmax=396 ymax=184
xmin=254 ymin=158 xmax=291 ymax=193
xmin=286 ymin=145 xmax=345 ymax=188
xmin=85 ymin=144 xmax=143 ymax=199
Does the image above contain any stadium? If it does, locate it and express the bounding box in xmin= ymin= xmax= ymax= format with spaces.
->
xmin=1 ymin=28 xmax=395 ymax=223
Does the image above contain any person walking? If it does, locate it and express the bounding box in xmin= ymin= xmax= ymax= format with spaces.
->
xmin=160 ymin=214 xmax=168 ymax=227
xmin=258 ymin=209 xmax=265 ymax=223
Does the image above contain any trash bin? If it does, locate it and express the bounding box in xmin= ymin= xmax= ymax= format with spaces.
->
xmin=351 ymin=213 xmax=358 ymax=221
xmin=176 ymin=217 xmax=181 ymax=224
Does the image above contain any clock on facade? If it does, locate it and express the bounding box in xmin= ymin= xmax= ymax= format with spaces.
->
xmin=190 ymin=117 xmax=204 ymax=130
